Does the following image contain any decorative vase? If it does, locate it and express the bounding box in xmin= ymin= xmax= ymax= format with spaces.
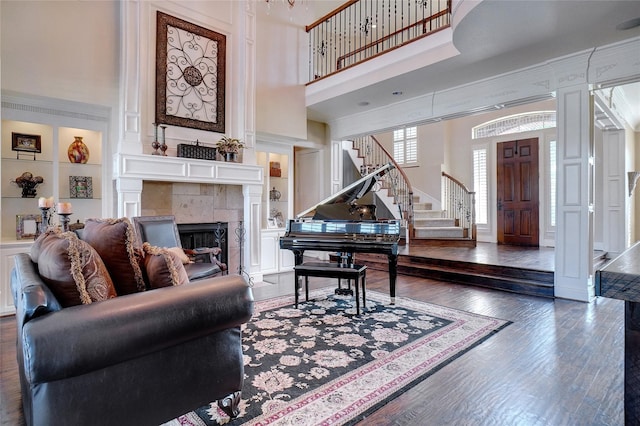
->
xmin=225 ymin=152 xmax=238 ymax=162
xmin=68 ymin=136 xmax=90 ymax=164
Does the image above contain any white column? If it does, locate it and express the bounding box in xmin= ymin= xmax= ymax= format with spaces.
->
xmin=602 ymin=130 xmax=627 ymax=256
xmin=118 ymin=0 xmax=143 ymax=155
xmin=244 ymin=184 xmax=263 ymax=281
xmin=116 ymin=177 xmax=142 ymax=219
xmin=331 ymin=140 xmax=343 ymax=194
xmin=554 ymin=84 xmax=594 ymax=301
xmin=240 ymin=0 xmax=257 ymax=164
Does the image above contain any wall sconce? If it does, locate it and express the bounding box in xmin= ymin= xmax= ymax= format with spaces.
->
xmin=628 ymin=171 xmax=640 ymax=196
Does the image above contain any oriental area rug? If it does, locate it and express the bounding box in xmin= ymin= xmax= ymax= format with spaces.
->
xmin=164 ymin=288 xmax=510 ymax=426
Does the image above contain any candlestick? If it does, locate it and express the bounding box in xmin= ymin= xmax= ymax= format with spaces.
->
xmin=58 ymin=213 xmax=72 ymax=232
xmin=160 ymin=125 xmax=168 ymax=156
xmin=39 ymin=207 xmax=51 ymax=234
xmin=57 ymin=202 xmax=73 ymax=214
xmin=151 ymin=123 xmax=161 ymax=155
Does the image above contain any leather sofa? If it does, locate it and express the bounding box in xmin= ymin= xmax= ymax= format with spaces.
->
xmin=11 ymin=249 xmax=254 ymax=426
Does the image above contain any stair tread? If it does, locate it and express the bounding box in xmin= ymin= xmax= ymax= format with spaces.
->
xmin=414 ymin=219 xmax=456 ymax=225
xmin=412 ymin=236 xmax=469 ymax=240
xmin=414 ymin=226 xmax=461 ymax=230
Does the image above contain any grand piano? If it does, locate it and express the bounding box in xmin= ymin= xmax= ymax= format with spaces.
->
xmin=279 ymin=163 xmax=402 ymax=304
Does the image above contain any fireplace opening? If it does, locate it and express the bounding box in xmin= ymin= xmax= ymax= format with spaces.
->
xmin=177 ymin=222 xmax=228 ymax=267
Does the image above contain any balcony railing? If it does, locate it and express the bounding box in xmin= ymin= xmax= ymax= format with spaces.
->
xmin=307 ymin=0 xmax=451 ymax=82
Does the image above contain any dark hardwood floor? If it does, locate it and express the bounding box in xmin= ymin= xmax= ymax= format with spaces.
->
xmin=2 ymin=267 xmax=624 ymax=425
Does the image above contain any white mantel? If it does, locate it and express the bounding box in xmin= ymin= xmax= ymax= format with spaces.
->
xmin=113 ymin=153 xmax=264 ymax=186
xmin=112 ymin=151 xmax=264 ymax=223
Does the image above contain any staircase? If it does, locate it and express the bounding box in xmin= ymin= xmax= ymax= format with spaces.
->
xmin=349 ymin=136 xmax=475 ymax=247
xmin=411 ymin=174 xmax=476 ymax=247
xmin=413 ymin=202 xmax=466 ymax=238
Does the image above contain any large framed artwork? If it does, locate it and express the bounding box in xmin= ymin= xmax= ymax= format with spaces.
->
xmin=156 ymin=12 xmax=226 ymax=133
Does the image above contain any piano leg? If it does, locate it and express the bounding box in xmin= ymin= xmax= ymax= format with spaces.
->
xmin=388 ymin=253 xmax=398 ymax=305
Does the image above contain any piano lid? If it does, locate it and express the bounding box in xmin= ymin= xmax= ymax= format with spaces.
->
xmin=296 ymin=163 xmax=395 ymax=219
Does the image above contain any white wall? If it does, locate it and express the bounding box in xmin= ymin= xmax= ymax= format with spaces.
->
xmin=1 ymin=1 xmax=119 ymax=108
xmin=255 ymin=6 xmax=318 ymax=141
xmin=373 ymin=122 xmax=446 ymax=201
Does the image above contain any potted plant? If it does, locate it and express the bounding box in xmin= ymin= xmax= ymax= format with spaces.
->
xmin=216 ymin=136 xmax=245 ymax=162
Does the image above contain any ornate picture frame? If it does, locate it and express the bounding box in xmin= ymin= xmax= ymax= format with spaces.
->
xmin=267 ymin=218 xmax=278 ymax=229
xmin=156 ymin=12 xmax=226 ymax=133
xmin=16 ymin=214 xmax=41 ymax=240
xmin=69 ymin=176 xmax=93 ymax=198
xmin=12 ymin=133 xmax=42 ymax=160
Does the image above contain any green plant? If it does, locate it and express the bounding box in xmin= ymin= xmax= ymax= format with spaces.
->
xmin=216 ymin=136 xmax=245 ymax=154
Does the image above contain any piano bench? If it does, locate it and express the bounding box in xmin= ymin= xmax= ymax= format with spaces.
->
xmin=294 ymin=262 xmax=367 ymax=315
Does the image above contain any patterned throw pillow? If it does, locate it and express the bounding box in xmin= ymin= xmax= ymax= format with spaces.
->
xmin=36 ymin=230 xmax=117 ymax=307
xmin=80 ymin=218 xmax=146 ymax=295
xmin=142 ymin=242 xmax=190 ymax=289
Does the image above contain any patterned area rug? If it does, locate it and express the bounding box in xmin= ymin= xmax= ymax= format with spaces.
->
xmin=164 ymin=288 xmax=510 ymax=426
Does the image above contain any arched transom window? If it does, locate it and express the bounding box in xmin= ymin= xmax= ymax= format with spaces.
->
xmin=472 ymin=111 xmax=556 ymax=139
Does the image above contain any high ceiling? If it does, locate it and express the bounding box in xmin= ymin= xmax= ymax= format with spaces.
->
xmin=290 ymin=0 xmax=640 ymax=128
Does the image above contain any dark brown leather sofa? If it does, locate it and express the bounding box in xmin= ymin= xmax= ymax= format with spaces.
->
xmin=11 ymin=252 xmax=254 ymax=426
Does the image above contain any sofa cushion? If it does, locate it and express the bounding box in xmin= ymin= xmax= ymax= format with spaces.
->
xmin=167 ymin=246 xmax=191 ymax=264
xmin=142 ymin=242 xmax=189 ymax=289
xmin=80 ymin=218 xmax=146 ymax=295
xmin=36 ymin=230 xmax=117 ymax=307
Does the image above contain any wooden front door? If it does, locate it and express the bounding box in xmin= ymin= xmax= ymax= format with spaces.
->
xmin=497 ymin=138 xmax=539 ymax=246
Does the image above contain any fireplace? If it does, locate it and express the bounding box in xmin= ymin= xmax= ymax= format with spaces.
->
xmin=114 ymin=153 xmax=264 ymax=280
xmin=177 ymin=222 xmax=228 ymax=268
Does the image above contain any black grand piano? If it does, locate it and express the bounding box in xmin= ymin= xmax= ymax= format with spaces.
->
xmin=279 ymin=163 xmax=402 ymax=304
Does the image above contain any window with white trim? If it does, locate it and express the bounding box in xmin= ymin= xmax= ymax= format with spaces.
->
xmin=393 ymin=127 xmax=417 ymax=164
xmin=472 ymin=148 xmax=488 ymax=225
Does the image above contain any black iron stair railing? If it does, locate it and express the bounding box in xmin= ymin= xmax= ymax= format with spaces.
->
xmin=441 ymin=171 xmax=476 ymax=242
xmin=351 ymin=135 xmax=413 ymax=235
xmin=307 ymin=0 xmax=451 ymax=82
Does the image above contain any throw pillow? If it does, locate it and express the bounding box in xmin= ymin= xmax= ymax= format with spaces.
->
xmin=36 ymin=231 xmax=117 ymax=307
xmin=167 ymin=246 xmax=192 ymax=264
xmin=142 ymin=242 xmax=189 ymax=289
xmin=80 ymin=218 xmax=146 ymax=295
xmin=30 ymin=227 xmax=60 ymax=262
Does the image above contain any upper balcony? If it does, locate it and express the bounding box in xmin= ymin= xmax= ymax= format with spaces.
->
xmin=303 ymin=0 xmax=640 ymax=130
xmin=306 ymin=0 xmax=451 ymax=82
xmin=305 ymin=0 xmax=460 ymax=122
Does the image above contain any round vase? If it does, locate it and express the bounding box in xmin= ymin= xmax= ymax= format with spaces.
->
xmin=68 ymin=136 xmax=90 ymax=164
xmin=225 ymin=152 xmax=238 ymax=162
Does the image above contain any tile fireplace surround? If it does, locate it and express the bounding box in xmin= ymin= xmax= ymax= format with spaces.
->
xmin=114 ymin=153 xmax=264 ymax=279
